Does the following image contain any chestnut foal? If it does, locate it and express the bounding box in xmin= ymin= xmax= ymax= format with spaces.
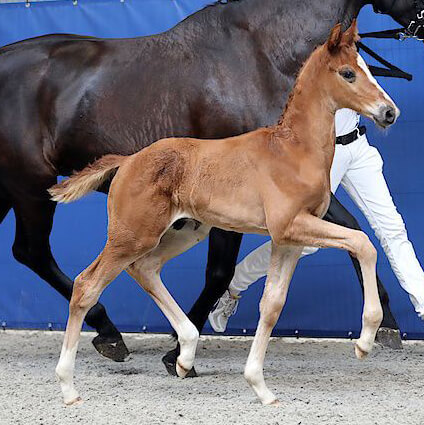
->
xmin=51 ymin=21 xmax=398 ymax=406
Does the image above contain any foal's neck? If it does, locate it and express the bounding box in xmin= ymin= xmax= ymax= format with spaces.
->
xmin=277 ymin=56 xmax=337 ymax=167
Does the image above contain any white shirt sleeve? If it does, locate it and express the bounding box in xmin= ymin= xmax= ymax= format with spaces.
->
xmin=335 ymin=109 xmax=360 ymax=137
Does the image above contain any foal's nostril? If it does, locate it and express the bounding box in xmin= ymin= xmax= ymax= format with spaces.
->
xmin=385 ymin=107 xmax=395 ymax=124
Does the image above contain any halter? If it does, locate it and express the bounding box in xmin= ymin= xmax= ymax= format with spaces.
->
xmin=372 ymin=0 xmax=424 ymax=40
xmin=404 ymin=0 xmax=424 ymax=39
xmin=353 ymin=0 xmax=424 ymax=81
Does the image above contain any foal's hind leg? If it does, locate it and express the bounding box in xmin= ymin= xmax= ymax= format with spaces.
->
xmin=127 ymin=221 xmax=210 ymax=377
xmin=162 ymin=228 xmax=243 ymax=376
xmin=128 ymin=262 xmax=199 ymax=377
xmin=56 ymin=182 xmax=178 ymax=404
xmin=12 ymin=195 xmax=129 ymax=361
xmin=56 ymin=243 xmax=140 ymax=405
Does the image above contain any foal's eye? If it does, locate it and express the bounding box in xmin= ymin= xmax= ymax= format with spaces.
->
xmin=339 ymin=68 xmax=356 ymax=83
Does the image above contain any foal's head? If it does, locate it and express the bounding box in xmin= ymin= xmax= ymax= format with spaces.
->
xmin=312 ymin=20 xmax=399 ymax=128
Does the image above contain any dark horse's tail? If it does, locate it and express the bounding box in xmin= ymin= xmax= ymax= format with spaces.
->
xmin=49 ymin=154 xmax=125 ymax=203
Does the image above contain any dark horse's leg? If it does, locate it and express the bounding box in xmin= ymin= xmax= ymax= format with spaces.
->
xmin=162 ymin=228 xmax=243 ymax=376
xmin=0 ymin=198 xmax=11 ymax=224
xmin=324 ymin=194 xmax=402 ymax=349
xmin=10 ymin=196 xmax=130 ymax=361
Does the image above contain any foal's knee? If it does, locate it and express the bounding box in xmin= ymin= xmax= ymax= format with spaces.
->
xmin=260 ymin=297 xmax=285 ymax=328
xmin=353 ymin=231 xmax=377 ymax=264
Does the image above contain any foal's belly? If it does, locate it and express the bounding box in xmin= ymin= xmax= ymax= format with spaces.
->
xmin=184 ymin=190 xmax=269 ymax=235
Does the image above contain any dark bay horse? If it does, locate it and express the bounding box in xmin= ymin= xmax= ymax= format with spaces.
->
xmin=0 ymin=0 xmax=419 ymax=364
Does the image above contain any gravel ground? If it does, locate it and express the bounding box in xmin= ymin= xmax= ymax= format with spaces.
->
xmin=0 ymin=330 xmax=424 ymax=425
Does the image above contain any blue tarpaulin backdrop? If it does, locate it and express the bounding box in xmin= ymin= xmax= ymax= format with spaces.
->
xmin=0 ymin=0 xmax=423 ymax=338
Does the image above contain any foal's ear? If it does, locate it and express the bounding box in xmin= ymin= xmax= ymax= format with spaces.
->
xmin=327 ymin=23 xmax=343 ymax=54
xmin=342 ymin=19 xmax=360 ymax=46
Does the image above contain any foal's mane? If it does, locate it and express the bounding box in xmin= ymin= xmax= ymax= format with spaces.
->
xmin=276 ymin=44 xmax=328 ymax=127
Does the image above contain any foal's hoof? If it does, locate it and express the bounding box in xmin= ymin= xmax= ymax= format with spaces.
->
xmin=64 ymin=396 xmax=83 ymax=406
xmin=161 ymin=349 xmax=197 ymax=378
xmin=176 ymin=360 xmax=191 ymax=378
xmin=354 ymin=343 xmax=368 ymax=360
xmin=375 ymin=327 xmax=403 ymax=350
xmin=92 ymin=335 xmax=130 ymax=362
xmin=265 ymin=399 xmax=281 ymax=407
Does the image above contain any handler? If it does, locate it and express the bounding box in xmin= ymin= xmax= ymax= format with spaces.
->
xmin=209 ymin=108 xmax=424 ymax=333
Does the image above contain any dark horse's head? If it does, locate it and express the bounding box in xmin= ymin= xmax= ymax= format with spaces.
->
xmin=372 ymin=0 xmax=424 ymax=39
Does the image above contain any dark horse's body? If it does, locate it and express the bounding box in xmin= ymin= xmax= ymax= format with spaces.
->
xmin=0 ymin=0 xmax=418 ymax=363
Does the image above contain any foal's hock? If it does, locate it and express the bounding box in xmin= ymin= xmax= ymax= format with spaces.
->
xmin=51 ymin=21 xmax=398 ymax=406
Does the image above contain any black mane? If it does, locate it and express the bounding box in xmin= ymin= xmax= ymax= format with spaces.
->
xmin=211 ymin=0 xmax=244 ymax=6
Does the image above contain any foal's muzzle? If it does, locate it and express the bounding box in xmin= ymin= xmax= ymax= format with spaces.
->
xmin=374 ymin=104 xmax=399 ymax=128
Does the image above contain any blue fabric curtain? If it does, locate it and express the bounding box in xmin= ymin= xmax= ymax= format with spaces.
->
xmin=0 ymin=0 xmax=423 ymax=338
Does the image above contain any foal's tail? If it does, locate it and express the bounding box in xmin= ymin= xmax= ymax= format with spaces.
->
xmin=48 ymin=154 xmax=125 ymax=203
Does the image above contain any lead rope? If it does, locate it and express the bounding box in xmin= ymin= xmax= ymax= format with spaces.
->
xmin=359 ymin=28 xmax=408 ymax=40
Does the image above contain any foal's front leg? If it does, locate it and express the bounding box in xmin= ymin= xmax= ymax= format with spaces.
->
xmin=244 ymin=245 xmax=302 ymax=405
xmin=288 ymin=213 xmax=383 ymax=357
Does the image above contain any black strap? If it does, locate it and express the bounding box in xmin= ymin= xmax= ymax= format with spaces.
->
xmin=368 ymin=64 xmax=409 ymax=78
xmin=357 ymin=41 xmax=413 ymax=81
xmin=336 ymin=126 xmax=367 ymax=146
xmin=371 ymin=0 xmax=424 ymax=40
xmin=359 ymin=28 xmax=406 ymax=40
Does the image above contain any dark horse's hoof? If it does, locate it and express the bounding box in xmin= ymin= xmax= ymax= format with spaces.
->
xmin=162 ymin=349 xmax=197 ymax=378
xmin=92 ymin=335 xmax=131 ymax=362
xmin=375 ymin=327 xmax=403 ymax=350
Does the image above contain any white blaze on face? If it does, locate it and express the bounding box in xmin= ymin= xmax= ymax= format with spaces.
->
xmin=356 ymin=53 xmax=400 ymax=117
